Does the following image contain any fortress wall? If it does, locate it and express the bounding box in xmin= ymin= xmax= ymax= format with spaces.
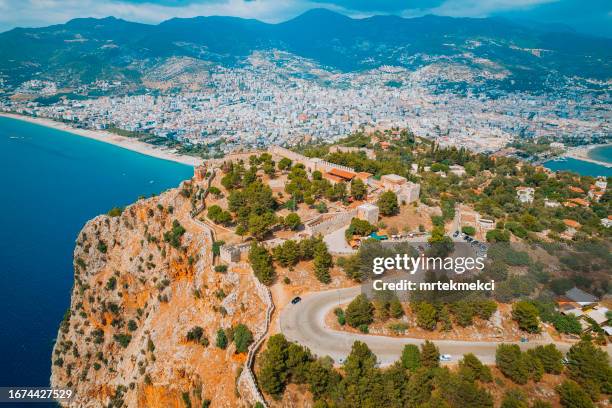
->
xmin=315 ymin=159 xmax=355 ymax=174
xmin=269 ymin=145 xmax=355 ymax=174
xmin=306 ymin=209 xmax=357 ymax=236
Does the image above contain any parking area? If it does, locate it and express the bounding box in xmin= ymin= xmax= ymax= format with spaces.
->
xmin=452 ymin=230 xmax=488 ymax=257
xmin=324 ymin=226 xmax=356 ymax=255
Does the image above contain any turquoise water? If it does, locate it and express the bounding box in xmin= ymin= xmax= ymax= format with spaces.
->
xmin=0 ymin=116 xmax=192 ymax=394
xmin=543 ymin=157 xmax=612 ymax=177
xmin=588 ymin=145 xmax=612 ymax=165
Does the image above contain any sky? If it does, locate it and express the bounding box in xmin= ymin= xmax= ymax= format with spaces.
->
xmin=0 ymin=0 xmax=610 ymax=37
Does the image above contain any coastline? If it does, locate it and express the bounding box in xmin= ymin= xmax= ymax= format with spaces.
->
xmin=0 ymin=112 xmax=201 ymax=167
xmin=564 ymin=143 xmax=612 ymax=168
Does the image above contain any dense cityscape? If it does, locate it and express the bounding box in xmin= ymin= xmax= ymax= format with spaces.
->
xmin=2 ymin=51 xmax=610 ymax=155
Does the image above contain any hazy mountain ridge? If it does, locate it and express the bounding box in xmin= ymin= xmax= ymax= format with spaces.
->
xmin=1 ymin=9 xmax=610 ymax=91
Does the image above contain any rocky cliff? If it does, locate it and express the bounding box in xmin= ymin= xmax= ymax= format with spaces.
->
xmin=51 ymin=179 xmax=266 ymax=407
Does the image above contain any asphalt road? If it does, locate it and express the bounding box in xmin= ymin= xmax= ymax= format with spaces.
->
xmin=278 ymin=286 xmax=612 ymax=366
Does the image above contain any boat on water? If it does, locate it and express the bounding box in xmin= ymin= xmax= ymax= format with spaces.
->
xmin=552 ymin=157 xmax=567 ymax=162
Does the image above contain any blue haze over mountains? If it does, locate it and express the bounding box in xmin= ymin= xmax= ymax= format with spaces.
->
xmin=1 ymin=8 xmax=610 ymax=92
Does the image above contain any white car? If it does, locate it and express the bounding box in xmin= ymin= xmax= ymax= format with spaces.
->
xmin=439 ymin=354 xmax=452 ymax=362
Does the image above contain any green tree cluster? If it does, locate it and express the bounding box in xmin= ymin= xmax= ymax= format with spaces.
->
xmin=272 ymin=237 xmax=333 ymax=283
xmin=163 ymin=220 xmax=186 ymax=249
xmin=228 ymin=179 xmax=277 ymax=240
xmin=411 ymin=299 xmax=497 ymax=331
xmin=345 ymin=217 xmax=377 ymax=240
xmin=233 ymin=323 xmax=254 ymax=353
xmin=511 ymin=301 xmax=541 ymax=333
xmin=207 ymin=204 xmax=232 ymax=225
xmin=378 ymin=191 xmax=400 ymax=216
xmin=495 ymin=344 xmax=545 ymax=384
xmin=254 ymin=337 xmax=493 ymax=408
xmin=345 ymin=294 xmax=374 ymax=328
xmin=249 ymin=243 xmax=275 ymax=285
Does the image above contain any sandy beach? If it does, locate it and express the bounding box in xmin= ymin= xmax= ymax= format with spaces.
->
xmin=565 ymin=143 xmax=612 ymax=168
xmin=0 ymin=112 xmax=201 ymax=167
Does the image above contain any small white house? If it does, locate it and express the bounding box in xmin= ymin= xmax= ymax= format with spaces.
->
xmin=516 ymin=187 xmax=535 ymax=204
xmin=595 ymin=176 xmax=607 ymax=191
xmin=544 ymin=199 xmax=561 ymax=208
xmin=449 ymin=164 xmax=466 ymax=177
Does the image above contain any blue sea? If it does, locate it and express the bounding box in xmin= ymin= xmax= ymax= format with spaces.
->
xmin=588 ymin=145 xmax=612 ymax=165
xmin=543 ymin=146 xmax=612 ymax=177
xmin=0 ymin=116 xmax=192 ymax=397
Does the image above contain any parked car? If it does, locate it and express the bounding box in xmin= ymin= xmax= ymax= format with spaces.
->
xmin=291 ymin=296 xmax=302 ymax=304
xmin=440 ymin=354 xmax=452 ymax=362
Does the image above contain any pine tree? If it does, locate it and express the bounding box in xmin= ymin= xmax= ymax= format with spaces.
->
xmin=438 ymin=304 xmax=453 ymax=331
xmin=345 ymin=294 xmax=374 ymax=328
xmin=377 ymin=191 xmax=399 ymax=215
xmin=415 ymin=302 xmax=438 ymax=331
xmin=313 ymin=239 xmax=333 ymax=284
xmin=556 ymin=380 xmax=594 ymax=408
xmin=420 ymin=340 xmax=440 ymax=368
xmin=512 ymin=301 xmax=540 ymax=333
xmin=233 ymin=324 xmax=253 ymax=354
xmin=566 ymin=340 xmax=612 ymax=398
xmin=401 ymin=344 xmax=421 ymax=371
xmin=350 ymin=178 xmax=368 ymax=200
xmin=215 ymin=329 xmax=228 ymax=349
xmin=249 ymin=242 xmax=275 ymax=285
xmin=459 ymin=353 xmax=492 ymax=382
xmin=496 ymin=344 xmax=529 ymax=384
xmin=258 ymin=334 xmax=289 ymax=397
xmin=532 ymin=344 xmax=563 ymax=374
xmin=389 ymin=299 xmax=404 ymax=318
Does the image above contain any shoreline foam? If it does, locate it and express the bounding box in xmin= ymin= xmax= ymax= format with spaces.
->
xmin=564 ymin=143 xmax=612 ymax=168
xmin=0 ymin=112 xmax=201 ymax=167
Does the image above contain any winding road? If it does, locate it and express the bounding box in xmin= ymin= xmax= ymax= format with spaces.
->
xmin=279 ymin=286 xmax=611 ymax=366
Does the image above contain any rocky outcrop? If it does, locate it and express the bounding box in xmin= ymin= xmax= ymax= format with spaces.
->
xmin=51 ymin=180 xmax=266 ymax=407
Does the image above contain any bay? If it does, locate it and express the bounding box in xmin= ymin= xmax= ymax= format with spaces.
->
xmin=0 ymin=116 xmax=192 ymax=395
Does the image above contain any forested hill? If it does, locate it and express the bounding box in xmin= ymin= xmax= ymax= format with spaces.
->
xmin=1 ymin=9 xmax=610 ymax=88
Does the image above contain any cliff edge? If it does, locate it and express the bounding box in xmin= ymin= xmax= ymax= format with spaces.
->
xmin=51 ymin=179 xmax=266 ymax=407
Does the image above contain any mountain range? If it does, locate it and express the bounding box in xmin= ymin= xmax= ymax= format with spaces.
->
xmin=1 ymin=8 xmax=611 ymax=91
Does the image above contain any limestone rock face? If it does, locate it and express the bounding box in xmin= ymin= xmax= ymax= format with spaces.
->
xmin=51 ymin=182 xmax=265 ymax=407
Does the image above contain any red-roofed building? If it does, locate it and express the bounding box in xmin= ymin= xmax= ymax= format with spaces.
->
xmin=569 ymin=186 xmax=585 ymax=194
xmin=569 ymin=197 xmax=590 ymax=207
xmin=355 ymin=172 xmax=373 ymax=183
xmin=563 ymin=219 xmax=581 ymax=229
xmin=323 ymin=167 xmax=356 ymax=184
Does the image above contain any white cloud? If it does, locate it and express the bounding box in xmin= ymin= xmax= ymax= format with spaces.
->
xmin=424 ymin=0 xmax=558 ymax=18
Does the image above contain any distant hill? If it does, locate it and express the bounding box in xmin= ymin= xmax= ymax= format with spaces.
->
xmin=1 ymin=9 xmax=610 ymax=89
